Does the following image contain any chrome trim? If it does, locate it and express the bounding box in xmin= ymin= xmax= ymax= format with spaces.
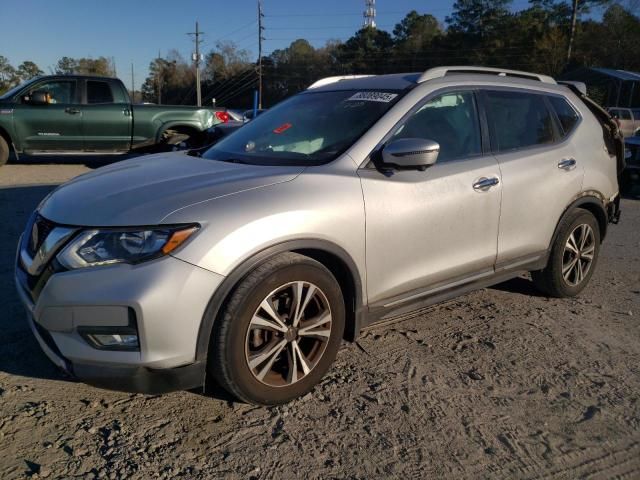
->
xmin=473 ymin=176 xmax=500 ymax=191
xmin=21 ymin=226 xmax=77 ymax=276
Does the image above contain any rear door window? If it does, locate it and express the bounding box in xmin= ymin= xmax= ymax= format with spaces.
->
xmin=484 ymin=90 xmax=555 ymax=152
xmin=548 ymin=96 xmax=580 ymax=137
xmin=87 ymin=81 xmax=114 ymax=104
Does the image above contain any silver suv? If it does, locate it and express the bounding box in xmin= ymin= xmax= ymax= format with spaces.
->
xmin=15 ymin=67 xmax=623 ymax=405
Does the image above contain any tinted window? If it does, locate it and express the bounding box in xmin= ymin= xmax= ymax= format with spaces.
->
xmin=29 ymin=80 xmax=76 ymax=104
xmin=619 ymin=109 xmax=632 ymax=120
xmin=87 ymin=81 xmax=114 ymax=104
xmin=485 ymin=91 xmax=555 ymax=152
xmin=549 ymin=96 xmax=579 ymax=136
xmin=632 ymin=109 xmax=640 ymax=120
xmin=391 ymin=91 xmax=481 ymax=162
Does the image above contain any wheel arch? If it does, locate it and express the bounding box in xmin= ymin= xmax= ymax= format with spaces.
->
xmin=194 ymin=239 xmax=366 ymax=364
xmin=550 ymin=193 xmax=608 ymax=251
xmin=0 ymin=125 xmax=16 ymax=154
xmin=155 ymin=121 xmax=203 ymax=144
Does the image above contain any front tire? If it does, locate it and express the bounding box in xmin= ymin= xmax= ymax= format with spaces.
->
xmin=532 ymin=209 xmax=600 ymax=297
xmin=0 ymin=135 xmax=9 ymax=167
xmin=209 ymin=253 xmax=345 ymax=405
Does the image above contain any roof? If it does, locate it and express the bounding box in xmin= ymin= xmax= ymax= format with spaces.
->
xmin=306 ymin=66 xmax=558 ymax=93
xmin=591 ymin=68 xmax=640 ymax=82
xmin=307 ymin=73 xmax=421 ymax=92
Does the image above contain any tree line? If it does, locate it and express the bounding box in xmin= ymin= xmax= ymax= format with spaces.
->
xmin=2 ymin=0 xmax=639 ymax=107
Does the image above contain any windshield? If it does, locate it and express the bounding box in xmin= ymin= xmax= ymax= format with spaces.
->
xmin=0 ymin=78 xmax=38 ymax=100
xmin=202 ymin=89 xmax=403 ymax=165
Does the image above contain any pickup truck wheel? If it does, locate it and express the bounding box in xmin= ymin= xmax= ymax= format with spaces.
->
xmin=0 ymin=135 xmax=9 ymax=167
xmin=532 ymin=209 xmax=600 ymax=298
xmin=209 ymin=252 xmax=345 ymax=405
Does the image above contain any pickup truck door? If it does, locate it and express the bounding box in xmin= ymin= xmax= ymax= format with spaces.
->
xmin=81 ymin=79 xmax=132 ymax=152
xmin=12 ymin=79 xmax=83 ymax=152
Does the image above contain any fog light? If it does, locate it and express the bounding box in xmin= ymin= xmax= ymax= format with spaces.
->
xmin=88 ymin=333 xmax=139 ymax=349
xmin=79 ymin=321 xmax=140 ymax=351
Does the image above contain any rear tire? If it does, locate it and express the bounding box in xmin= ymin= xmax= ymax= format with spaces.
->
xmin=0 ymin=135 xmax=9 ymax=167
xmin=532 ymin=209 xmax=600 ymax=297
xmin=209 ymin=253 xmax=345 ymax=405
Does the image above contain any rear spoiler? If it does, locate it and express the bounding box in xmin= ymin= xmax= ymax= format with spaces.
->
xmin=562 ymin=82 xmax=626 ymax=178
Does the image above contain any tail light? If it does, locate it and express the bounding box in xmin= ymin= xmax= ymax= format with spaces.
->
xmin=215 ymin=111 xmax=230 ymax=123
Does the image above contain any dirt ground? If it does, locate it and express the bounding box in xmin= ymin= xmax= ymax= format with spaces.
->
xmin=1 ymin=159 xmax=639 ymax=480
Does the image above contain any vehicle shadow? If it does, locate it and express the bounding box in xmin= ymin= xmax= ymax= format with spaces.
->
xmin=490 ymin=275 xmax=548 ymax=297
xmin=0 ymin=184 xmax=65 ymax=382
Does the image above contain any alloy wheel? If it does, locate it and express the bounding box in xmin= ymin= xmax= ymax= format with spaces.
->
xmin=244 ymin=281 xmax=332 ymax=387
xmin=562 ymin=223 xmax=595 ymax=286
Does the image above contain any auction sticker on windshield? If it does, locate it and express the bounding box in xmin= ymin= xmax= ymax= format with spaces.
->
xmin=347 ymin=91 xmax=398 ymax=103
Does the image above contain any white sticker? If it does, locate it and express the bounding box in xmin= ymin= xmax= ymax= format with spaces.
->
xmin=347 ymin=91 xmax=398 ymax=103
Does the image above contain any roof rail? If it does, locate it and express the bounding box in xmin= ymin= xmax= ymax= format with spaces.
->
xmin=557 ymin=80 xmax=587 ymax=95
xmin=307 ymin=75 xmax=374 ymax=89
xmin=417 ymin=66 xmax=556 ymax=85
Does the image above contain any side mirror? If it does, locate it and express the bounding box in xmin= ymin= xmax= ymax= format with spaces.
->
xmin=25 ymin=91 xmax=50 ymax=105
xmin=381 ymin=138 xmax=440 ymax=171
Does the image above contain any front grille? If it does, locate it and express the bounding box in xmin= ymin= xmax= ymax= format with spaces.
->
xmin=18 ymin=213 xmax=69 ymax=303
xmin=27 ymin=214 xmax=57 ymax=256
xmin=17 ymin=260 xmax=58 ymax=303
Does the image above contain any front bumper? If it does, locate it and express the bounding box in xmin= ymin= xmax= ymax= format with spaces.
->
xmin=26 ymin=313 xmax=206 ymax=394
xmin=16 ymin=240 xmax=224 ymax=394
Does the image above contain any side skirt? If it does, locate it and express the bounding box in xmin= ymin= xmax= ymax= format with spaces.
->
xmin=362 ymin=253 xmax=548 ymax=328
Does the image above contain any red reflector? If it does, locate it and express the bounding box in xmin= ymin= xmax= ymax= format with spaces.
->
xmin=215 ymin=111 xmax=230 ymax=123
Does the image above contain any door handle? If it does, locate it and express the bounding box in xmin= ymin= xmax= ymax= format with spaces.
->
xmin=558 ymin=158 xmax=577 ymax=170
xmin=64 ymin=107 xmax=80 ymax=115
xmin=123 ymin=108 xmax=131 ymax=116
xmin=473 ymin=176 xmax=500 ymax=191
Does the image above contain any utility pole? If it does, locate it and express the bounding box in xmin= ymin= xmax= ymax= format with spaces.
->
xmin=188 ymin=21 xmax=204 ymax=106
xmin=566 ymin=0 xmax=579 ymax=63
xmin=157 ymin=50 xmax=162 ymax=105
xmin=130 ymin=63 xmax=135 ymax=103
xmin=258 ymin=0 xmax=265 ymax=109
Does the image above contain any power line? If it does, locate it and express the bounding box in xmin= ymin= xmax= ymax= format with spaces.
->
xmin=201 ymin=20 xmax=258 ymax=49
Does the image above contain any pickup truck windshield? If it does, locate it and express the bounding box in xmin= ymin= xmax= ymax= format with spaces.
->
xmin=0 ymin=79 xmax=36 ymax=100
xmin=202 ymin=89 xmax=403 ymax=165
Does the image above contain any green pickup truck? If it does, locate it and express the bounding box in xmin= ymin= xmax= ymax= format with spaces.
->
xmin=0 ymin=75 xmax=219 ymax=166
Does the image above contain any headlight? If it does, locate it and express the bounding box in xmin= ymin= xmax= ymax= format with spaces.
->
xmin=57 ymin=225 xmax=198 ymax=269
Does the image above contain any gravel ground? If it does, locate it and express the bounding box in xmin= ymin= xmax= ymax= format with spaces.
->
xmin=1 ymin=161 xmax=639 ymax=479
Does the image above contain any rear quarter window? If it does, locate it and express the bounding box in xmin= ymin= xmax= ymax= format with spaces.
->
xmin=87 ymin=81 xmax=114 ymax=104
xmin=548 ymin=96 xmax=580 ymax=137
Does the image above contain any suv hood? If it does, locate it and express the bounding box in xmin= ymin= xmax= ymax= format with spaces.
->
xmin=38 ymin=153 xmax=304 ymax=226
